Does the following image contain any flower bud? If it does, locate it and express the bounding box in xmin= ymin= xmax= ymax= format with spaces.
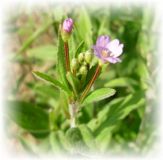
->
xmin=85 ymin=50 xmax=92 ymax=63
xmin=83 ymin=61 xmax=87 ymax=66
xmin=61 ymin=18 xmax=74 ymax=42
xmin=63 ymin=18 xmax=73 ymax=33
xmin=71 ymin=58 xmax=79 ymax=71
xmin=79 ymin=65 xmax=87 ymax=75
xmin=78 ymin=53 xmax=84 ymax=63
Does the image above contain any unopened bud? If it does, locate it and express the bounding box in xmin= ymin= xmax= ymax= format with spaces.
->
xmin=61 ymin=18 xmax=74 ymax=42
xmin=79 ymin=65 xmax=87 ymax=75
xmin=83 ymin=61 xmax=87 ymax=66
xmin=78 ymin=53 xmax=84 ymax=63
xmin=71 ymin=58 xmax=79 ymax=71
xmin=85 ymin=50 xmax=92 ymax=63
xmin=63 ymin=18 xmax=73 ymax=33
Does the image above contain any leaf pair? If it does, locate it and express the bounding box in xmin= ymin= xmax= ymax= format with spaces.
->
xmin=33 ymin=71 xmax=116 ymax=106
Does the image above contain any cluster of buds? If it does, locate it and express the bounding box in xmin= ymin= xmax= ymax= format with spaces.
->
xmin=71 ymin=50 xmax=93 ymax=77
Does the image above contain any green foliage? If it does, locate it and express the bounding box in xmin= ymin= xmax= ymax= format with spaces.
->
xmin=6 ymin=101 xmax=50 ymax=134
xmin=88 ymin=91 xmax=145 ymax=134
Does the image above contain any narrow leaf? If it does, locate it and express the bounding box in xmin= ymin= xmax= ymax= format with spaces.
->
xmin=57 ymin=27 xmax=70 ymax=89
xmin=66 ymin=72 xmax=80 ymax=96
xmin=49 ymin=132 xmax=64 ymax=153
xmin=78 ymin=125 xmax=96 ymax=150
xmin=95 ymin=127 xmax=112 ymax=152
xmin=76 ymin=7 xmax=93 ymax=47
xmin=105 ymin=77 xmax=138 ymax=88
xmin=82 ymin=88 xmax=116 ymax=105
xmin=75 ymin=41 xmax=85 ymax=57
xmin=33 ymin=71 xmax=70 ymax=93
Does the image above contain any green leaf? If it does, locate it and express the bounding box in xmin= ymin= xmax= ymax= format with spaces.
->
xmin=69 ymin=35 xmax=76 ymax=59
xmin=66 ymin=72 xmax=80 ymax=96
xmin=95 ymin=127 xmax=113 ymax=152
xmin=18 ymin=135 xmax=37 ymax=155
xmin=78 ymin=125 xmax=96 ymax=150
xmin=57 ymin=28 xmax=69 ymax=89
xmin=75 ymin=41 xmax=85 ymax=57
xmin=49 ymin=132 xmax=64 ymax=153
xmin=83 ymin=64 xmax=98 ymax=90
xmin=76 ymin=7 xmax=92 ymax=47
xmin=88 ymin=91 xmax=145 ymax=135
xmin=105 ymin=77 xmax=138 ymax=88
xmin=82 ymin=88 xmax=116 ymax=105
xmin=57 ymin=131 xmax=70 ymax=151
xmin=27 ymin=82 xmax=59 ymax=99
xmin=6 ymin=101 xmax=50 ymax=134
xmin=65 ymin=127 xmax=84 ymax=148
xmin=33 ymin=71 xmax=70 ymax=93
xmin=27 ymin=45 xmax=57 ymax=61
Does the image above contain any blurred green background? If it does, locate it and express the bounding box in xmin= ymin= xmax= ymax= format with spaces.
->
xmin=5 ymin=4 xmax=158 ymax=155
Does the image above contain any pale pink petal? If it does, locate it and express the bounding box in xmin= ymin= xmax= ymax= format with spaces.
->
xmin=107 ymin=39 xmax=119 ymax=51
xmin=112 ymin=44 xmax=123 ymax=57
xmin=105 ymin=57 xmax=121 ymax=64
xmin=107 ymin=39 xmax=123 ymax=57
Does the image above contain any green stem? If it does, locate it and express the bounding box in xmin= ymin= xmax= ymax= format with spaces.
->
xmin=80 ymin=64 xmax=101 ymax=102
xmin=64 ymin=42 xmax=70 ymax=72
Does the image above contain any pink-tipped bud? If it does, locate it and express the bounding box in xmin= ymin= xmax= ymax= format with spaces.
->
xmin=61 ymin=18 xmax=74 ymax=42
xmin=62 ymin=18 xmax=74 ymax=33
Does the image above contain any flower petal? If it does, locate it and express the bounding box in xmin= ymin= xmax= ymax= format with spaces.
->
xmin=96 ymin=35 xmax=110 ymax=48
xmin=105 ymin=57 xmax=121 ymax=64
xmin=92 ymin=45 xmax=102 ymax=58
xmin=107 ymin=39 xmax=123 ymax=57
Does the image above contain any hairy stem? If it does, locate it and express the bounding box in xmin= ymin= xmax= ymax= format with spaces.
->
xmin=80 ymin=64 xmax=101 ymax=102
xmin=69 ymin=102 xmax=77 ymax=128
xmin=64 ymin=42 xmax=70 ymax=72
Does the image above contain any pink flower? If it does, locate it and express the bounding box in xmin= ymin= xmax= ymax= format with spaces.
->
xmin=92 ymin=35 xmax=124 ymax=64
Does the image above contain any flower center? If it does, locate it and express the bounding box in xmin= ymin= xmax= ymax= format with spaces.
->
xmin=101 ymin=50 xmax=108 ymax=58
